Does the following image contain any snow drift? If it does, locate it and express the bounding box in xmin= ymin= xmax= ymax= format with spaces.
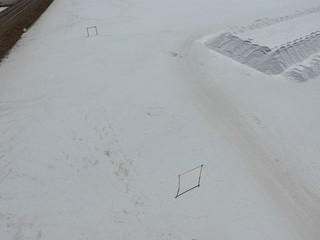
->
xmin=205 ymin=6 xmax=320 ymax=82
xmin=206 ymin=31 xmax=320 ymax=81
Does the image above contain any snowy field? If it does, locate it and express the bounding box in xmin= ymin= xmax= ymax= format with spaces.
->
xmin=1 ymin=0 xmax=320 ymax=239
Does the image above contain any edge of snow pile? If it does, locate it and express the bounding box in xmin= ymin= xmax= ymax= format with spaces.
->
xmin=206 ymin=31 xmax=320 ymax=80
xmin=0 ymin=0 xmax=53 ymax=60
xmin=205 ymin=5 xmax=320 ymax=82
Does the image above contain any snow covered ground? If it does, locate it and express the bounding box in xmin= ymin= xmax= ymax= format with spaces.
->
xmin=0 ymin=7 xmax=7 ymax=11
xmin=1 ymin=0 xmax=320 ymax=239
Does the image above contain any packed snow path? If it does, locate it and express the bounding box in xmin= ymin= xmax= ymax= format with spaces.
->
xmin=1 ymin=0 xmax=320 ymax=239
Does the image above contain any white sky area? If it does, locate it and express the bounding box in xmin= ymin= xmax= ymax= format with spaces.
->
xmin=0 ymin=0 xmax=320 ymax=239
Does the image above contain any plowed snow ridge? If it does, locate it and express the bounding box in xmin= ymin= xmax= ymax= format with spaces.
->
xmin=206 ymin=7 xmax=320 ymax=81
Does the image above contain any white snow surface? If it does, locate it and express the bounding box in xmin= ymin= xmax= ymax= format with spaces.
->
xmin=1 ymin=0 xmax=320 ymax=239
xmin=205 ymin=8 xmax=320 ymax=81
xmin=236 ymin=10 xmax=320 ymax=48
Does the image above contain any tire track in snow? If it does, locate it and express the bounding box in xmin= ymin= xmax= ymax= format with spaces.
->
xmin=177 ymin=32 xmax=320 ymax=240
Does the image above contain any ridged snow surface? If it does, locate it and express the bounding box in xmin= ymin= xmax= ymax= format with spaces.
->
xmin=206 ymin=31 xmax=320 ymax=81
xmin=206 ymin=7 xmax=320 ymax=81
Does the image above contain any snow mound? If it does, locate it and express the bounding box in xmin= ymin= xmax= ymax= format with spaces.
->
xmin=206 ymin=31 xmax=320 ymax=81
xmin=284 ymin=55 xmax=320 ymax=81
xmin=205 ymin=6 xmax=320 ymax=81
xmin=234 ymin=5 xmax=320 ymax=34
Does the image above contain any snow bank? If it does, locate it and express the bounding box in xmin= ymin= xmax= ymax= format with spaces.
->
xmin=284 ymin=55 xmax=320 ymax=81
xmin=233 ymin=5 xmax=320 ymax=34
xmin=206 ymin=31 xmax=320 ymax=81
xmin=205 ymin=5 xmax=320 ymax=81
